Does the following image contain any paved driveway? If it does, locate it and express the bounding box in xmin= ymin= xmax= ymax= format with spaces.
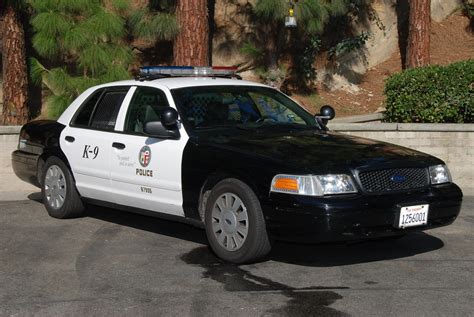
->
xmin=1 ymin=194 xmax=473 ymax=316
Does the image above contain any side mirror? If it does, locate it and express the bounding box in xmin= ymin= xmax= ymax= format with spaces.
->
xmin=161 ymin=107 xmax=179 ymax=127
xmin=315 ymin=105 xmax=335 ymax=126
xmin=144 ymin=107 xmax=180 ymax=139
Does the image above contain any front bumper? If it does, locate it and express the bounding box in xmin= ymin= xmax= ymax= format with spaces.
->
xmin=263 ymin=183 xmax=463 ymax=242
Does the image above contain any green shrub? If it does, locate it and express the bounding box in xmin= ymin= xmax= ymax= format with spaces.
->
xmin=384 ymin=60 xmax=474 ymax=123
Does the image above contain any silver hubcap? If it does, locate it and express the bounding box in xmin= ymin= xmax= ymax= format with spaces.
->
xmin=44 ymin=165 xmax=67 ymax=209
xmin=211 ymin=193 xmax=249 ymax=251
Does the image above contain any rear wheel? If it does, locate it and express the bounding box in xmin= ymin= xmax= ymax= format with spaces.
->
xmin=41 ymin=156 xmax=84 ymax=219
xmin=204 ymin=178 xmax=271 ymax=263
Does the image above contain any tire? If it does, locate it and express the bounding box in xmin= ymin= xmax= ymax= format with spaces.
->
xmin=204 ymin=178 xmax=271 ymax=264
xmin=41 ymin=156 xmax=84 ymax=219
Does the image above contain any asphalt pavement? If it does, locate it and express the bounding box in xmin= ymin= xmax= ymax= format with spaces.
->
xmin=0 ymin=193 xmax=473 ymax=316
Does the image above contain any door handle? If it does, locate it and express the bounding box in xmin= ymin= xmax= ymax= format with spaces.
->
xmin=65 ymin=136 xmax=75 ymax=143
xmin=112 ymin=142 xmax=126 ymax=150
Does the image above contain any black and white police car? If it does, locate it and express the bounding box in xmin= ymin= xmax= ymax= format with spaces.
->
xmin=12 ymin=66 xmax=463 ymax=263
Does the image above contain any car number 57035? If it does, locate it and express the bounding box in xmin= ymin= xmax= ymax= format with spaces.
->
xmin=398 ymin=204 xmax=429 ymax=228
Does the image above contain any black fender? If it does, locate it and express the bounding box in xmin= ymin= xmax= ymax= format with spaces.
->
xmin=14 ymin=120 xmax=70 ymax=186
xmin=181 ymin=140 xmax=280 ymax=221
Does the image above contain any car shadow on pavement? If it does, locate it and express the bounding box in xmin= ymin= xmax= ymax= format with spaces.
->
xmin=27 ymin=193 xmax=209 ymax=245
xmin=85 ymin=204 xmax=445 ymax=267
xmin=84 ymin=204 xmax=210 ymax=245
xmin=268 ymin=233 xmax=444 ymax=267
xmin=28 ymin=193 xmax=445 ymax=267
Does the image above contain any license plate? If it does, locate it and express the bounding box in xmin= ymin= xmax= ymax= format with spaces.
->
xmin=398 ymin=204 xmax=429 ymax=228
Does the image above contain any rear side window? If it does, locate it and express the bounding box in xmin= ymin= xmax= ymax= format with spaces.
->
xmin=90 ymin=91 xmax=127 ymax=130
xmin=72 ymin=88 xmax=128 ymax=130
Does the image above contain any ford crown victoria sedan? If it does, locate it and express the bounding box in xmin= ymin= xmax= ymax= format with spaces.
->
xmin=12 ymin=66 xmax=463 ymax=263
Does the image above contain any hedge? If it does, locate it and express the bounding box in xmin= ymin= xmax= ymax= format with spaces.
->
xmin=384 ymin=60 xmax=473 ymax=123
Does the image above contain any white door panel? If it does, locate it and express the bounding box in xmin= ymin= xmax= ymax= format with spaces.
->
xmin=110 ymin=135 xmax=187 ymax=216
xmin=60 ymin=127 xmax=114 ymax=202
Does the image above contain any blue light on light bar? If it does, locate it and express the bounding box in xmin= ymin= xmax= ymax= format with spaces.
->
xmin=140 ymin=66 xmax=194 ymax=75
xmin=139 ymin=66 xmax=238 ymax=78
xmin=141 ymin=66 xmax=193 ymax=72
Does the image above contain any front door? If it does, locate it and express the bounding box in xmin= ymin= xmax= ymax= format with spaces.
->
xmin=110 ymin=86 xmax=188 ymax=216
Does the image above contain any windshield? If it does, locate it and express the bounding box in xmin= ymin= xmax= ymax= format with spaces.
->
xmin=171 ymin=86 xmax=319 ymax=133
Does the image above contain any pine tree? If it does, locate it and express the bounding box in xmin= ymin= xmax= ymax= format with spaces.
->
xmin=30 ymin=0 xmax=178 ymax=119
xmin=406 ymin=0 xmax=431 ymax=68
xmin=173 ymin=0 xmax=209 ymax=66
xmin=250 ymin=0 xmax=370 ymax=87
xmin=1 ymin=1 xmax=28 ymax=125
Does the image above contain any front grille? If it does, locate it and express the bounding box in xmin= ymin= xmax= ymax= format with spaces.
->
xmin=358 ymin=168 xmax=429 ymax=193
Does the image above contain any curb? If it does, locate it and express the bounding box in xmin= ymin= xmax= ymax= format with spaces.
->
xmin=328 ymin=123 xmax=474 ymax=132
xmin=332 ymin=113 xmax=384 ymax=123
xmin=0 ymin=126 xmax=22 ymax=134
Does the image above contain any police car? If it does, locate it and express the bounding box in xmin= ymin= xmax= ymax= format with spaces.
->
xmin=12 ymin=66 xmax=463 ymax=263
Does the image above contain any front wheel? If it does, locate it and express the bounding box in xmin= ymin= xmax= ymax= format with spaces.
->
xmin=204 ymin=178 xmax=271 ymax=263
xmin=41 ymin=156 xmax=85 ymax=219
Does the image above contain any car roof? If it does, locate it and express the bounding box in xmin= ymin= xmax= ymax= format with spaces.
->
xmin=98 ymin=77 xmax=269 ymax=90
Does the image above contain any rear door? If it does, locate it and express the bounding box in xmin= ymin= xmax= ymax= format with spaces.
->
xmin=60 ymin=86 xmax=130 ymax=202
xmin=110 ymin=86 xmax=188 ymax=216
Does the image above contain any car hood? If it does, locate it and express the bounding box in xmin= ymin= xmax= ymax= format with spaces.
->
xmin=197 ymin=129 xmax=440 ymax=174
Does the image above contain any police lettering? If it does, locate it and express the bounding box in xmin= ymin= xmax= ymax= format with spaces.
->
xmin=136 ymin=168 xmax=153 ymax=177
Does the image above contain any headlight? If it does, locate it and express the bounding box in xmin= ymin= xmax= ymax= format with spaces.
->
xmin=270 ymin=174 xmax=358 ymax=196
xmin=429 ymin=164 xmax=451 ymax=184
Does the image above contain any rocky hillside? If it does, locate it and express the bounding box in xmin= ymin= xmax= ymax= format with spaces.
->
xmin=314 ymin=12 xmax=474 ymax=117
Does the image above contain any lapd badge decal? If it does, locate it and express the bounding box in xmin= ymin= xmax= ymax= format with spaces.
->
xmin=139 ymin=146 xmax=151 ymax=167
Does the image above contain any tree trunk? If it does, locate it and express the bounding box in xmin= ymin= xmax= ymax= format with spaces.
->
xmin=260 ymin=23 xmax=287 ymax=89
xmin=1 ymin=5 xmax=28 ymax=125
xmin=406 ymin=0 xmax=431 ymax=68
xmin=264 ymin=25 xmax=278 ymax=70
xmin=173 ymin=0 xmax=209 ymax=66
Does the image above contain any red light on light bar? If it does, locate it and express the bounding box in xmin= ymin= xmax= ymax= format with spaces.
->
xmin=212 ymin=66 xmax=238 ymax=70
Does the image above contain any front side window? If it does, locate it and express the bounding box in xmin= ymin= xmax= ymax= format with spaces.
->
xmin=171 ymin=86 xmax=317 ymax=133
xmin=124 ymin=87 xmax=170 ymax=134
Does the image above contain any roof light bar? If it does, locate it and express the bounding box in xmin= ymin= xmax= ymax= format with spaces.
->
xmin=138 ymin=66 xmax=239 ymax=79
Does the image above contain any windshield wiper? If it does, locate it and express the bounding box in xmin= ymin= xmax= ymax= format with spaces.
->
xmin=195 ymin=122 xmax=321 ymax=132
xmin=195 ymin=124 xmax=250 ymax=131
xmin=247 ymin=122 xmax=320 ymax=131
